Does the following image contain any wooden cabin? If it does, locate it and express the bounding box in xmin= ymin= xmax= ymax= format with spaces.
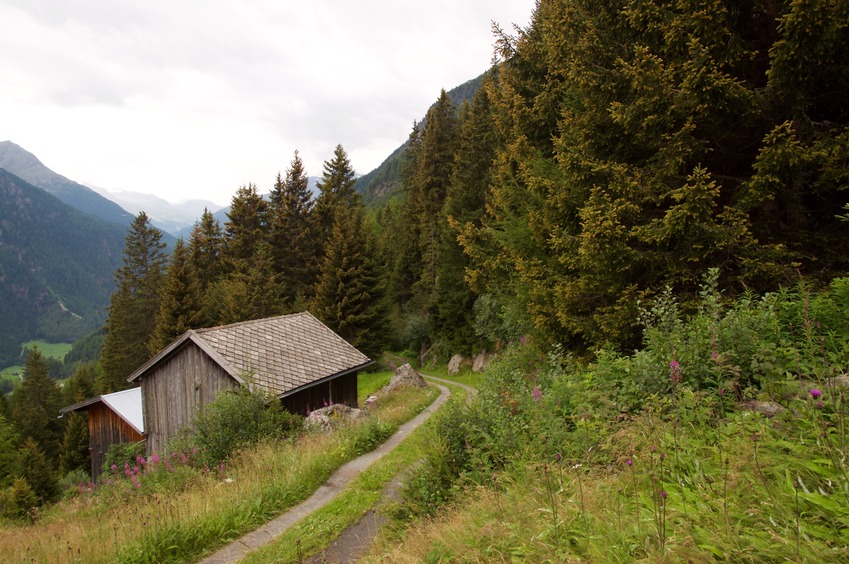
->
xmin=60 ymin=388 xmax=144 ymax=479
xmin=127 ymin=312 xmax=371 ymax=455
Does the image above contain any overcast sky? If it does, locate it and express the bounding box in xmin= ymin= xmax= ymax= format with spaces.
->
xmin=0 ymin=1 xmax=533 ymax=207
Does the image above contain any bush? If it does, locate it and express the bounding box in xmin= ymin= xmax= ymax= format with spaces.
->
xmin=0 ymin=477 xmax=38 ymax=522
xmin=102 ymin=441 xmax=146 ymax=477
xmin=168 ymin=386 xmax=301 ymax=467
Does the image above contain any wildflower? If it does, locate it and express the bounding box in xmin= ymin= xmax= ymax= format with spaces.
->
xmin=626 ymin=459 xmax=633 ymax=466
xmin=111 ymin=464 xmax=117 ymax=473
xmin=661 ymin=490 xmax=668 ymax=499
xmin=810 ymin=389 xmax=823 ymax=399
xmin=670 ymin=360 xmax=682 ymax=385
xmin=532 ymin=388 xmax=542 ymax=402
xmin=816 ymin=401 xmax=824 ymax=410
xmin=659 ymin=452 xmax=665 ymax=461
xmin=179 ymin=452 xmax=188 ymax=464
xmin=556 ymin=453 xmax=562 ymax=462
xmin=152 ymin=453 xmax=160 ymax=464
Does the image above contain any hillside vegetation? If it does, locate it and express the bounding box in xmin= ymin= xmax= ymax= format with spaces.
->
xmin=370 ymin=274 xmax=849 ymax=561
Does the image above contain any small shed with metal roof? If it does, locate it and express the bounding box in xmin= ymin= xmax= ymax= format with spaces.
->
xmin=60 ymin=387 xmax=144 ymax=479
xmin=127 ymin=312 xmax=372 ymax=455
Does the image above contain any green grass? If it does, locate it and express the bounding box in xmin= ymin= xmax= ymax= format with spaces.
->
xmin=21 ymin=340 xmax=72 ymax=360
xmin=242 ymin=384 xmax=441 ymax=563
xmin=358 ymin=370 xmax=393 ymax=401
xmin=0 ymin=383 xmax=439 ymax=563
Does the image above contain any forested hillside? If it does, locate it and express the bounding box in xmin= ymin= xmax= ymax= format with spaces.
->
xmin=0 ymin=170 xmax=125 ymax=366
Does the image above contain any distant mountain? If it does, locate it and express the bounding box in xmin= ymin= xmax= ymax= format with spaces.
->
xmin=90 ymin=187 xmax=224 ymax=235
xmin=0 ymin=141 xmax=135 ymax=226
xmin=355 ymin=72 xmax=488 ymax=206
xmin=0 ymin=169 xmax=126 ymax=367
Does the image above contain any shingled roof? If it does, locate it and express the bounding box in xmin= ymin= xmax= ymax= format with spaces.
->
xmin=127 ymin=312 xmax=371 ymax=398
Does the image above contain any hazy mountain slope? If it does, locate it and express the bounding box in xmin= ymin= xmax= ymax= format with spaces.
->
xmin=0 ymin=141 xmax=135 ymax=226
xmin=355 ymin=72 xmax=488 ymax=206
xmin=0 ymin=169 xmax=125 ymax=367
xmin=91 ymin=187 xmax=224 ymax=235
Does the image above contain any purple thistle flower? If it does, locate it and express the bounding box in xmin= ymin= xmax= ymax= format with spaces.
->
xmin=626 ymin=459 xmax=633 ymax=466
xmin=810 ymin=388 xmax=823 ymax=399
xmin=556 ymin=453 xmax=562 ymax=462
xmin=659 ymin=452 xmax=665 ymax=461
xmin=661 ymin=490 xmax=668 ymax=499
xmin=816 ymin=401 xmax=824 ymax=409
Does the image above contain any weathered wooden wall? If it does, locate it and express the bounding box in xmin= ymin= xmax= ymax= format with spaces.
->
xmin=141 ymin=342 xmax=236 ymax=455
xmin=87 ymin=404 xmax=144 ymax=478
xmin=281 ymin=371 xmax=358 ymax=415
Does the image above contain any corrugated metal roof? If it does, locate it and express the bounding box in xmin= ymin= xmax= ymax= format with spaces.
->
xmin=60 ymin=387 xmax=144 ymax=434
xmin=193 ymin=311 xmax=371 ymax=397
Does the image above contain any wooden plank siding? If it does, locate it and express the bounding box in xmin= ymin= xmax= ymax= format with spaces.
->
xmin=140 ymin=342 xmax=236 ymax=455
xmin=281 ymin=371 xmax=358 ymax=415
xmin=87 ymin=403 xmax=143 ymax=478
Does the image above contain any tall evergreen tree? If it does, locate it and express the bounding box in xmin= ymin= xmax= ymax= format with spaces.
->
xmin=99 ymin=212 xmax=168 ymax=392
xmin=149 ymin=239 xmax=201 ymax=353
xmin=9 ymin=348 xmax=64 ymax=464
xmin=411 ymin=90 xmax=458 ymax=303
xmin=19 ymin=437 xmax=59 ymax=503
xmin=220 ymin=241 xmax=282 ymax=324
xmin=432 ymin=81 xmax=498 ymax=352
xmin=0 ymin=414 xmax=21 ymax=488
xmin=462 ymin=0 xmax=849 ymax=350
xmin=224 ymin=183 xmax=269 ymax=274
xmin=313 ymin=144 xmax=360 ymax=251
xmin=313 ymin=206 xmax=390 ymax=361
xmin=188 ymin=209 xmax=226 ymax=327
xmin=269 ymin=151 xmax=316 ymax=308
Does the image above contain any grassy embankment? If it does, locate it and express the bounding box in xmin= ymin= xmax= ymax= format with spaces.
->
xmin=0 ymin=370 xmax=437 ymax=563
xmin=364 ymin=278 xmax=849 ymax=562
xmin=0 ymin=340 xmax=72 ymax=387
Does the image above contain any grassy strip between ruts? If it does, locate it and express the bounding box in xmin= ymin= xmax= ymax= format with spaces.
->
xmin=241 ymin=379 xmax=468 ymax=563
xmin=0 ymin=372 xmax=436 ymax=563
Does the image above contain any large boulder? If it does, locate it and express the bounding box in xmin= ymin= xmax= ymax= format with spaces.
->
xmin=472 ymin=352 xmax=493 ymax=373
xmin=304 ymin=403 xmax=365 ymax=431
xmin=386 ymin=363 xmax=427 ymax=392
xmin=447 ymin=354 xmax=465 ymax=375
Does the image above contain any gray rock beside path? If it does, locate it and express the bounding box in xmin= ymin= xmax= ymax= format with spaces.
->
xmin=385 ymin=363 xmax=427 ymax=392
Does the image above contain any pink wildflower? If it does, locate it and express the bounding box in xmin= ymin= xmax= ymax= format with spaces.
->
xmin=810 ymin=389 xmax=823 ymax=399
xmin=532 ymin=388 xmax=542 ymax=402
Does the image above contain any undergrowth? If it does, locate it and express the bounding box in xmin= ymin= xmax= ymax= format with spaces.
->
xmin=374 ymin=273 xmax=849 ymax=561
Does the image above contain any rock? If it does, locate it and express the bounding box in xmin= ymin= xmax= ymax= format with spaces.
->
xmin=364 ymin=395 xmax=379 ymax=406
xmin=472 ymin=352 xmax=492 ymax=373
xmin=303 ymin=404 xmax=365 ymax=431
xmin=828 ymin=373 xmax=849 ymax=389
xmin=447 ymin=354 xmax=464 ymax=375
xmin=744 ymin=400 xmax=785 ymax=418
xmin=386 ymin=363 xmax=427 ymax=392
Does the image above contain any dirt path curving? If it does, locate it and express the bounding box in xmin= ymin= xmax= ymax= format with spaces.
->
xmin=199 ymin=381 xmax=452 ymax=564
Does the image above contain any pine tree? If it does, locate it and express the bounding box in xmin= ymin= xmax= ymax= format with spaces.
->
xmin=269 ymin=151 xmax=316 ymax=308
xmin=188 ymin=209 xmax=226 ymax=326
xmin=313 ymin=206 xmax=389 ymax=361
xmin=432 ymin=81 xmax=498 ymax=352
xmin=411 ymin=90 xmax=458 ymax=303
xmin=59 ymin=412 xmax=89 ymax=476
xmin=0 ymin=414 xmax=21 ymax=488
xmin=225 ymin=183 xmax=269 ymax=274
xmin=9 ymin=348 xmax=64 ymax=464
xmin=313 ymin=144 xmax=360 ymax=251
xmin=99 ymin=212 xmax=168 ymax=392
xmin=220 ymin=241 xmax=282 ymax=324
xmin=149 ymin=239 xmax=201 ymax=353
xmin=19 ymin=438 xmax=59 ymax=503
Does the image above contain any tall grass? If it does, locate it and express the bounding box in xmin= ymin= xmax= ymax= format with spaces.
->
xmin=369 ymin=274 xmax=849 ymax=561
xmin=0 ymin=382 xmax=436 ymax=563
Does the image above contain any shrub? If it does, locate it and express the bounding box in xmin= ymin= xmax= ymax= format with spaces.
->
xmin=102 ymin=441 xmax=146 ymax=477
xmin=0 ymin=477 xmax=38 ymax=522
xmin=168 ymin=385 xmax=301 ymax=467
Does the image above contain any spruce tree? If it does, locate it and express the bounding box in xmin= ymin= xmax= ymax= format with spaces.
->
xmin=59 ymin=412 xmax=89 ymax=476
xmin=99 ymin=212 xmax=168 ymax=392
xmin=19 ymin=438 xmax=59 ymax=503
xmin=188 ymin=209 xmax=226 ymax=326
xmin=9 ymin=348 xmax=64 ymax=464
xmin=0 ymin=414 xmax=21 ymax=488
xmin=268 ymin=151 xmax=316 ymax=308
xmin=149 ymin=238 xmax=201 ymax=353
xmin=313 ymin=144 xmax=360 ymax=251
xmin=432 ymin=82 xmax=498 ymax=353
xmin=224 ymin=183 xmax=269 ymax=274
xmin=313 ymin=205 xmax=389 ymax=361
xmin=220 ymin=241 xmax=282 ymax=324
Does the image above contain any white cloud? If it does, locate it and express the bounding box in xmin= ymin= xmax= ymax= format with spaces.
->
xmin=0 ymin=1 xmax=532 ymax=206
